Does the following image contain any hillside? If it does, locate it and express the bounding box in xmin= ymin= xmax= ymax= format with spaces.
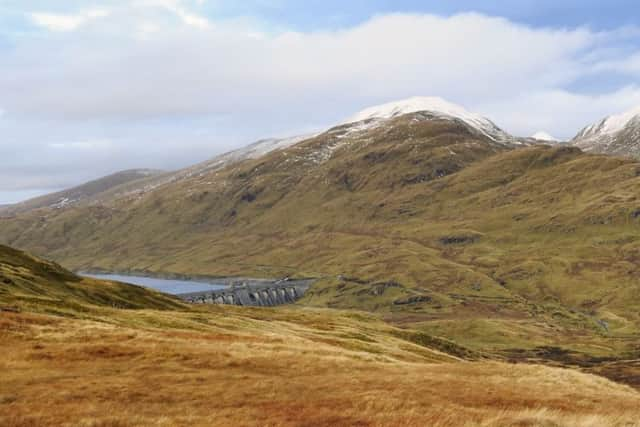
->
xmin=0 ymin=135 xmax=319 ymax=218
xmin=2 ymin=100 xmax=640 ymax=362
xmin=0 ymin=244 xmax=182 ymax=315
xmin=0 ymin=169 xmax=163 ymax=216
xmin=2 ymin=245 xmax=640 ymax=426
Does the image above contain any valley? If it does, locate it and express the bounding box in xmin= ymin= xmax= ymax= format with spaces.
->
xmin=2 ymin=101 xmax=640 ymax=361
xmin=5 ymin=0 xmax=640 ymax=424
xmin=3 ymin=97 xmax=640 ymax=426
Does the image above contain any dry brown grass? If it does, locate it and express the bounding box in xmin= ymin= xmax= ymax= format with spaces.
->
xmin=1 ymin=308 xmax=640 ymax=427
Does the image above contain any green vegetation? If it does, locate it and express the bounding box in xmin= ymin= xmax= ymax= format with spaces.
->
xmin=0 ymin=244 xmax=183 ymax=317
xmin=1 ymin=115 xmax=640 ymax=361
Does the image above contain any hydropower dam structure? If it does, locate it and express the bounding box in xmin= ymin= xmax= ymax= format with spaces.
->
xmin=178 ymin=278 xmax=314 ymax=307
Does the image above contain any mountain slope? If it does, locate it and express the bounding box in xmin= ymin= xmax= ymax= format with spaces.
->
xmin=1 ymin=135 xmax=317 ymax=217
xmin=572 ymin=106 xmax=640 ymax=158
xmin=2 ymin=99 xmax=640 ymax=360
xmin=4 ymin=307 xmax=640 ymax=427
xmin=0 ymin=169 xmax=162 ymax=216
xmin=0 ymin=244 xmax=182 ymax=314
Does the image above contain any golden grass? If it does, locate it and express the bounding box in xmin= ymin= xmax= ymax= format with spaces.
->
xmin=1 ymin=308 xmax=640 ymax=427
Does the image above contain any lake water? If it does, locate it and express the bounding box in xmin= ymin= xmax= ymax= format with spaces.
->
xmin=84 ymin=273 xmax=227 ymax=295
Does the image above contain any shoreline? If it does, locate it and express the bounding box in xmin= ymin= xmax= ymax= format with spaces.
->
xmin=77 ymin=268 xmax=316 ymax=287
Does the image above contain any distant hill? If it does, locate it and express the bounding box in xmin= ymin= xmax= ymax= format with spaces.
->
xmin=0 ymin=169 xmax=163 ymax=216
xmin=0 ymin=135 xmax=319 ymax=218
xmin=572 ymin=105 xmax=640 ymax=158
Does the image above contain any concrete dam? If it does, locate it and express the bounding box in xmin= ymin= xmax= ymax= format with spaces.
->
xmin=178 ymin=279 xmax=314 ymax=307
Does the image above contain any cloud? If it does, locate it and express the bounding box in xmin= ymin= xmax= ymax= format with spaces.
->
xmin=2 ymin=5 xmax=640 ymax=202
xmin=592 ymin=52 xmax=640 ymax=75
xmin=48 ymin=139 xmax=113 ymax=150
xmin=3 ymin=11 xmax=634 ymax=130
xmin=134 ymin=0 xmax=210 ymax=29
xmin=29 ymin=8 xmax=111 ymax=32
xmin=480 ymin=85 xmax=640 ymax=139
xmin=165 ymin=4 xmax=210 ymax=29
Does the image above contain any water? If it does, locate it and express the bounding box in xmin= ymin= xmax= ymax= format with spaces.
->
xmin=84 ymin=273 xmax=227 ymax=295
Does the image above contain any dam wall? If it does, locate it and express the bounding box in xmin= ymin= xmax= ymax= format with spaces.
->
xmin=178 ymin=279 xmax=313 ymax=307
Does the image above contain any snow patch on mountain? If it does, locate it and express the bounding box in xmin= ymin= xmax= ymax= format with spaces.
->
xmin=343 ymin=96 xmax=513 ymax=143
xmin=576 ymin=106 xmax=640 ymax=139
xmin=571 ymin=105 xmax=640 ymax=158
xmin=531 ymin=131 xmax=558 ymax=142
xmin=231 ymin=134 xmax=318 ymax=160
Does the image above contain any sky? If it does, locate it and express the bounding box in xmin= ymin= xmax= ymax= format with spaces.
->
xmin=1 ymin=1 xmax=640 ymax=204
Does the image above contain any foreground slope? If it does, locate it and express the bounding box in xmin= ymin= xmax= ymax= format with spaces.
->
xmin=4 ymin=310 xmax=640 ymax=427
xmin=2 ymin=100 xmax=640 ymax=359
xmin=2 ymin=246 xmax=640 ymax=427
xmin=0 ymin=244 xmax=182 ymax=315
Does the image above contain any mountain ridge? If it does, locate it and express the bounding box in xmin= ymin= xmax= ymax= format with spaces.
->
xmin=572 ymin=105 xmax=640 ymax=158
xmin=0 ymin=169 xmax=163 ymax=216
xmin=2 ymin=95 xmax=582 ymax=214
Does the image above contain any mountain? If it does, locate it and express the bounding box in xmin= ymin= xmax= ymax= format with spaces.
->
xmin=572 ymin=105 xmax=640 ymax=158
xmin=2 ymin=96 xmax=640 ymax=363
xmin=531 ymin=131 xmax=559 ymax=142
xmin=344 ymin=96 xmax=518 ymax=144
xmin=1 ymin=97 xmax=522 ymax=217
xmin=1 ymin=134 xmax=319 ymax=217
xmin=156 ymin=133 xmax=318 ymax=187
xmin=0 ymin=169 xmax=163 ymax=216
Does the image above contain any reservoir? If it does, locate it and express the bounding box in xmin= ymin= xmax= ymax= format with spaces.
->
xmin=84 ymin=273 xmax=227 ymax=295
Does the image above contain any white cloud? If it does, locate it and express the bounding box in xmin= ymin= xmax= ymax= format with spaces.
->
xmin=30 ymin=8 xmax=110 ymax=32
xmin=49 ymin=139 xmax=113 ymax=150
xmin=592 ymin=52 xmax=640 ymax=75
xmin=170 ymin=6 xmax=209 ymax=29
xmin=480 ymin=86 xmax=640 ymax=139
xmin=134 ymin=0 xmax=210 ymax=29
xmin=3 ymin=12 xmax=616 ymax=128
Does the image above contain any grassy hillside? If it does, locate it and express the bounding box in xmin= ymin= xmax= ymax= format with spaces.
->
xmin=0 ymin=244 xmax=183 ymax=316
xmin=4 ymin=308 xmax=640 ymax=427
xmin=1 ymin=115 xmax=640 ymax=360
xmin=1 ymin=245 xmax=640 ymax=426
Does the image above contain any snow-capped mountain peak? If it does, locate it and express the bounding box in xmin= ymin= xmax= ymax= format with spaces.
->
xmin=343 ymin=96 xmax=514 ymax=143
xmin=531 ymin=131 xmax=558 ymax=142
xmin=576 ymin=106 xmax=640 ymax=139
xmin=572 ymin=105 xmax=640 ymax=158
